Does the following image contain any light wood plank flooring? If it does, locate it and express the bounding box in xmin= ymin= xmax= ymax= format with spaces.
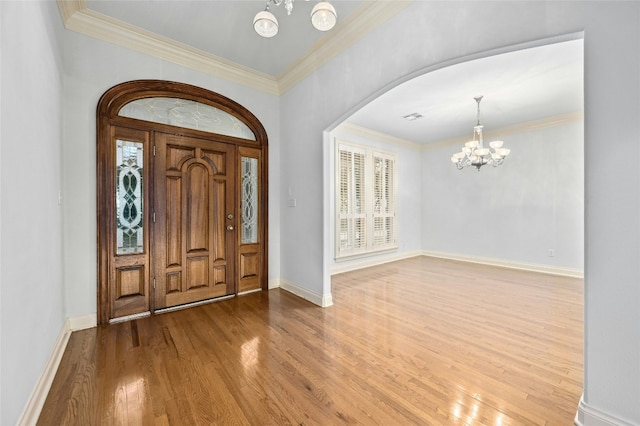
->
xmin=38 ymin=256 xmax=583 ymax=425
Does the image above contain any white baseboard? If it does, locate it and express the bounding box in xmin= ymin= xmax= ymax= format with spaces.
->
xmin=268 ymin=278 xmax=280 ymax=290
xmin=17 ymin=321 xmax=71 ymax=426
xmin=68 ymin=313 xmax=97 ymax=331
xmin=18 ymin=314 xmax=98 ymax=425
xmin=321 ymin=292 xmax=333 ymax=307
xmin=280 ymin=279 xmax=333 ymax=307
xmin=422 ymin=250 xmax=584 ymax=279
xmin=331 ymin=250 xmax=423 ymax=275
xmin=575 ymin=394 xmax=635 ymax=426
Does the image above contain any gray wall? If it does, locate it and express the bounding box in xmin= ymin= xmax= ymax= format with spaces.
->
xmin=422 ymin=118 xmax=584 ymax=271
xmin=279 ymin=2 xmax=639 ymax=423
xmin=0 ymin=2 xmax=65 ymax=424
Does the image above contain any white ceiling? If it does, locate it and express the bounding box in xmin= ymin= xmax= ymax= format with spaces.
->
xmin=85 ymin=0 xmax=367 ymax=76
xmin=80 ymin=1 xmax=584 ymax=144
xmin=346 ymin=38 xmax=584 ymax=144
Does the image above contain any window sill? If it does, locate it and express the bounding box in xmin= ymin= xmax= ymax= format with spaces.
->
xmin=334 ymin=246 xmax=398 ymax=263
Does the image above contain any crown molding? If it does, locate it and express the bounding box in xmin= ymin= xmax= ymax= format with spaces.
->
xmin=57 ymin=0 xmax=83 ymax=23
xmin=277 ymin=1 xmax=413 ymax=94
xmin=337 ymin=111 xmax=583 ymax=152
xmin=57 ymin=0 xmax=280 ymax=95
xmin=424 ymin=111 xmax=584 ymax=150
xmin=335 ymin=122 xmax=422 ymax=151
xmin=56 ymin=0 xmax=412 ymax=96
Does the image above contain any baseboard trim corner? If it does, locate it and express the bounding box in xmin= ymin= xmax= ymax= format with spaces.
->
xmin=331 ymin=250 xmax=423 ymax=275
xmin=68 ymin=313 xmax=97 ymax=331
xmin=321 ymin=292 xmax=334 ymax=307
xmin=279 ymin=279 xmax=332 ymax=307
xmin=575 ymin=394 xmax=635 ymax=426
xmin=17 ymin=321 xmax=71 ymax=426
xmin=268 ymin=278 xmax=281 ymax=290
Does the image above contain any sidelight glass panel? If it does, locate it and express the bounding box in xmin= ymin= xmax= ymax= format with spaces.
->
xmin=241 ymin=157 xmax=258 ymax=244
xmin=118 ymin=97 xmax=256 ymax=141
xmin=116 ymin=140 xmax=144 ymax=254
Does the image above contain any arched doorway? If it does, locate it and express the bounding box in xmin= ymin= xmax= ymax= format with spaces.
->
xmin=97 ymin=80 xmax=268 ymax=324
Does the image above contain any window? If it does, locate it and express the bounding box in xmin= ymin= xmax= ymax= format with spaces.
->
xmin=336 ymin=141 xmax=397 ymax=259
xmin=118 ymin=97 xmax=256 ymax=140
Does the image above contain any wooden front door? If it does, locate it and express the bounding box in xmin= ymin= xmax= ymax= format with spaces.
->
xmin=97 ymin=81 xmax=268 ymax=325
xmin=153 ymin=133 xmax=236 ymax=310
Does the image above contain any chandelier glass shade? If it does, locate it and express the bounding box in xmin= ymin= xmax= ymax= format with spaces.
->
xmin=254 ymin=0 xmax=337 ymax=38
xmin=451 ymin=96 xmax=510 ymax=171
xmin=311 ymin=2 xmax=337 ymax=31
xmin=253 ymin=9 xmax=279 ymax=38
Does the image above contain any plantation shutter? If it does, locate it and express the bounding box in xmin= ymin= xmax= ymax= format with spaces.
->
xmin=336 ymin=141 xmax=398 ymax=259
xmin=338 ymin=145 xmax=367 ymax=255
xmin=372 ymin=152 xmax=396 ymax=250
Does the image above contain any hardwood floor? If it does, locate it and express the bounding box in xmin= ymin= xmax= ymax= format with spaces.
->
xmin=38 ymin=256 xmax=583 ymax=425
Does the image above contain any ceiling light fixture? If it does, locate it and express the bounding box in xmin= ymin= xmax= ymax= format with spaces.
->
xmin=253 ymin=0 xmax=337 ymax=38
xmin=451 ymin=96 xmax=510 ymax=171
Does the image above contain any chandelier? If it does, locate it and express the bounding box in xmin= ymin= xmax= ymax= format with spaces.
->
xmin=451 ymin=96 xmax=510 ymax=171
xmin=253 ymin=0 xmax=337 ymax=38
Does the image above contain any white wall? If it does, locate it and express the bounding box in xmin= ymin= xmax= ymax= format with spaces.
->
xmin=0 ymin=7 xmax=3 ymax=421
xmin=61 ymin=30 xmax=281 ymax=318
xmin=278 ymin=1 xmax=639 ymax=424
xmin=0 ymin=2 xmax=65 ymax=424
xmin=422 ymin=118 xmax=584 ymax=272
xmin=328 ymin=125 xmax=423 ymax=273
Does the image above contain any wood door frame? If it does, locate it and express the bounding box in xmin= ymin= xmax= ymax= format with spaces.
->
xmin=97 ymin=80 xmax=268 ymax=325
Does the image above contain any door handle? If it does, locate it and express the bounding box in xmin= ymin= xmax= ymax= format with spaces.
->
xmin=227 ymin=225 xmax=234 ymax=231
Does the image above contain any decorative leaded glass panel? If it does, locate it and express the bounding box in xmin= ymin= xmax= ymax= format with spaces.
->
xmin=116 ymin=140 xmax=144 ymax=254
xmin=241 ymin=157 xmax=259 ymax=244
xmin=118 ymin=97 xmax=256 ymax=141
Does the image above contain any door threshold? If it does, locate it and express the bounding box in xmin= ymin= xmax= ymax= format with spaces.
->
xmin=154 ymin=294 xmax=236 ymax=315
xmin=109 ymin=311 xmax=151 ymax=324
xmin=238 ymin=288 xmax=262 ymax=296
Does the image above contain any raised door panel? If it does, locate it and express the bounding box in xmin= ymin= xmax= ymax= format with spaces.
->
xmin=238 ymin=245 xmax=260 ymax=293
xmin=186 ymin=163 xmax=209 ymax=252
xmin=111 ymin=264 xmax=147 ymax=318
xmin=165 ymin=176 xmax=182 ymax=267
